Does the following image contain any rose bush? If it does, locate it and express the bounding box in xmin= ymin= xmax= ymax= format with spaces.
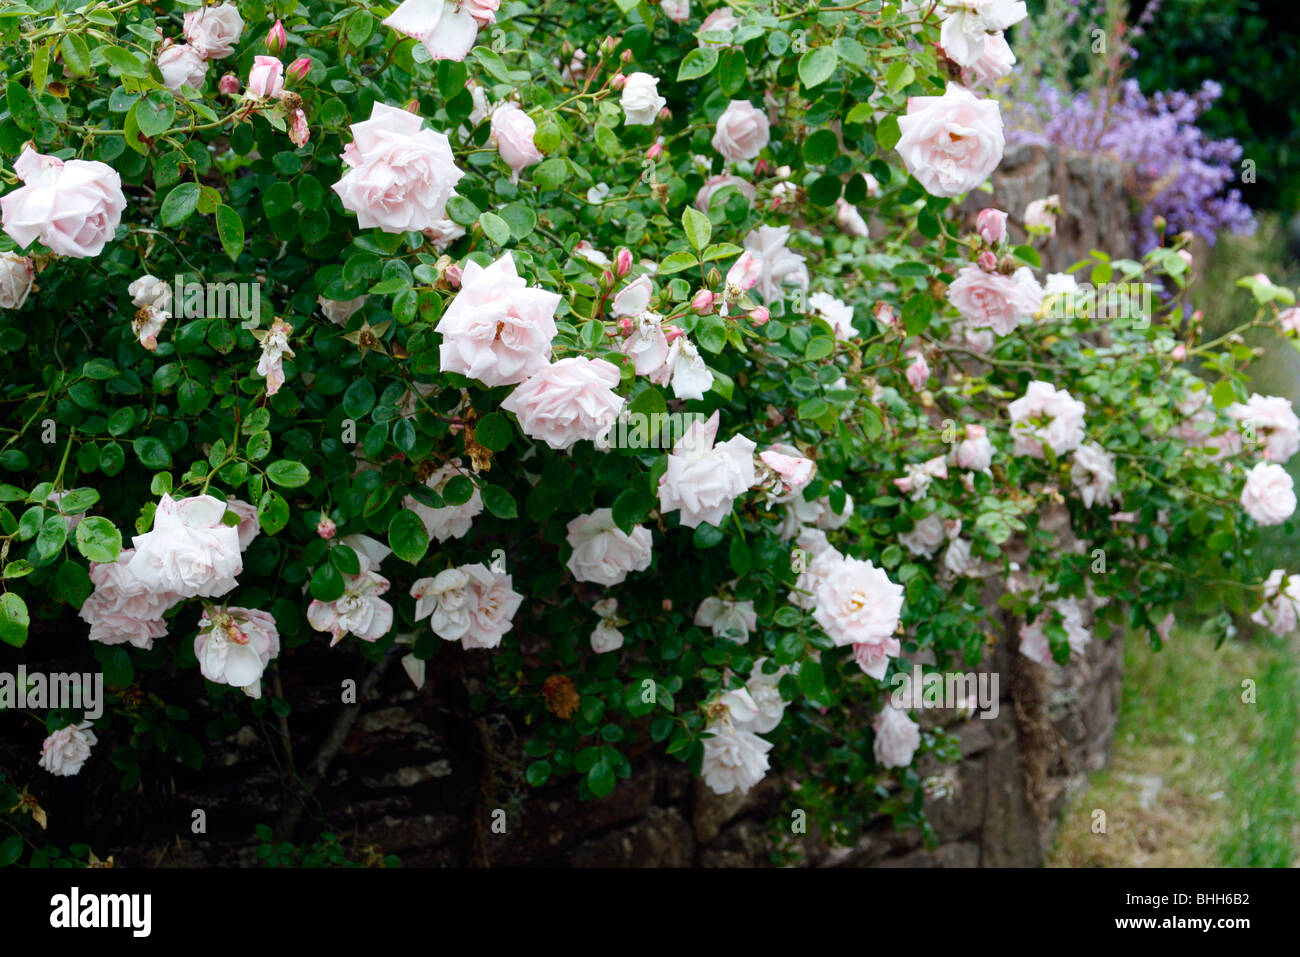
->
xmin=0 ymin=0 xmax=1296 ymax=857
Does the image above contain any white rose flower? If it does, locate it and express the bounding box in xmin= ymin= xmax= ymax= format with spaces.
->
xmin=39 ymin=722 xmax=97 ymax=777
xmin=621 ymin=72 xmax=667 ymax=126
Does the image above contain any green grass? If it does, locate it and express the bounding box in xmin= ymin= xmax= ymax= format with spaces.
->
xmin=1047 ymin=627 xmax=1299 ymax=867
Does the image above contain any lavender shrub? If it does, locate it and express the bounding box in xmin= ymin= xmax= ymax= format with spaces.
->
xmin=1008 ymin=77 xmax=1255 ymax=251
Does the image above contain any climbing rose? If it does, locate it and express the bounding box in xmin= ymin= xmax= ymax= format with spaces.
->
xmin=565 ymin=508 xmax=654 ymax=586
xmin=896 ymin=83 xmax=1004 ymax=198
xmin=194 ymin=607 xmax=280 ymax=698
xmin=0 ymin=252 xmax=34 ymax=309
xmin=39 ymin=722 xmax=97 ymax=777
xmin=79 ymin=549 xmax=174 ymax=649
xmin=501 ymin=357 xmax=625 ymax=450
xmin=872 ymin=706 xmax=920 ymax=769
xmin=157 ymin=44 xmax=208 ymax=91
xmin=621 ymin=72 xmax=667 ymax=126
xmin=947 ymin=264 xmax=1044 ymax=336
xmin=246 ymin=55 xmax=284 ymax=98
xmin=404 ymin=460 xmax=483 ymax=542
xmin=333 ymin=102 xmax=465 ymax=232
xmin=490 ymin=103 xmax=543 ymax=183
xmin=1008 ymin=380 xmax=1087 ymax=458
xmin=1227 ymin=394 xmax=1300 ymax=463
xmin=1240 ymin=462 xmax=1297 ymax=527
xmin=712 ymin=100 xmax=770 ymax=162
xmin=1 ymin=147 xmax=127 ymax=258
xmin=182 ymin=3 xmax=245 ymax=59
xmin=657 ymin=411 xmax=757 ymax=528
xmin=1250 ymin=570 xmax=1300 ymax=637
xmin=812 ymin=553 xmax=905 ymax=651
xmin=701 ymin=720 xmax=772 ymax=794
xmin=435 ymin=252 xmax=559 ymax=386
xmin=411 ymin=564 xmax=523 ymax=650
xmin=1070 ymin=442 xmax=1117 ymax=507
xmin=126 ymin=494 xmax=242 ymax=599
xmin=382 ymin=0 xmax=480 ymax=61
xmin=694 ymin=597 xmax=758 ymax=642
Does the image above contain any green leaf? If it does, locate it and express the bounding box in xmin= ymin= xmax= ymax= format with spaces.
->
xmin=474 ymin=412 xmax=512 ymax=451
xmin=160 ymin=183 xmax=201 ymax=227
xmin=0 ymin=593 xmax=29 ymax=648
xmin=258 ymin=491 xmax=289 ymax=535
xmin=479 ymin=211 xmax=511 ymax=245
xmin=612 ymin=488 xmax=648 ymax=535
xmin=804 ymin=336 xmax=835 ymax=360
xmin=215 ymin=205 xmax=245 ymax=261
xmin=133 ymin=92 xmax=174 ymax=137
xmin=1013 ymin=244 xmax=1042 ymax=269
xmin=36 ymin=514 xmax=67 ymax=560
xmin=657 ymin=251 xmax=699 ymax=275
xmin=803 ymin=128 xmax=839 ymax=166
xmin=388 ymin=508 xmax=429 ymax=563
xmin=885 ymin=60 xmax=915 ymax=93
xmin=60 ymin=34 xmax=91 ymax=76
xmin=877 ymin=114 xmax=902 ymax=151
xmin=798 ymin=47 xmax=838 ymax=89
xmin=1211 ymin=378 xmax=1239 ymax=409
xmin=133 ymin=437 xmax=172 ymax=469
xmin=100 ymin=46 xmax=149 ymax=78
xmin=677 ymin=47 xmax=718 ymax=82
xmin=74 ymin=516 xmax=122 ymax=563
xmin=309 ymin=562 xmax=345 ymax=602
xmin=266 ymin=460 xmax=311 ymax=488
xmin=682 ymin=207 xmax=712 ymax=251
xmin=586 ymin=758 xmax=616 ymax=798
xmin=481 ymin=485 xmax=517 ymax=519
xmin=5 ymin=81 xmax=37 ymax=132
xmin=797 ymin=658 xmax=826 ymax=701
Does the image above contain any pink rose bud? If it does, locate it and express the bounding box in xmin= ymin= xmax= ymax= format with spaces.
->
xmin=646 ymin=142 xmax=663 ymax=160
xmin=874 ymin=302 xmax=898 ymax=328
xmin=664 ymin=324 xmax=685 ymax=343
xmin=615 ymin=248 xmax=632 ymax=277
xmin=662 ymin=598 xmax=672 ymax=611
xmin=267 ymin=20 xmax=287 ymax=54
xmin=286 ymin=57 xmax=312 ymax=83
xmin=402 ymin=98 xmax=420 ymax=113
xmin=692 ymin=289 xmax=715 ymax=314
xmin=754 ymin=159 xmax=771 ymax=176
xmin=602 ymin=269 xmax=615 ymax=287
xmin=611 ymin=72 xmax=626 ymax=90
xmin=620 ymin=49 xmax=633 ymax=63
xmin=977 ymin=250 xmax=998 ymax=272
xmin=1171 ymin=344 xmax=1187 ymax=360
xmin=1279 ymin=307 xmax=1300 ymax=335
xmin=748 ymin=306 xmax=770 ymax=326
xmin=617 ymin=316 xmax=634 ymax=336
xmin=1253 ymin=273 xmax=1271 ymax=285
xmin=977 ymin=208 xmax=1008 ymax=245
xmin=1178 ymin=249 xmax=1193 ymax=267
xmin=659 ymin=106 xmax=672 ymax=121
xmin=288 ymin=109 xmax=310 ymax=147
xmin=218 ymin=73 xmax=241 ymax=95
xmin=317 ymin=516 xmax=337 ymax=539
xmin=602 ymin=36 xmax=618 ymax=55
xmin=445 ymin=264 xmax=463 ymax=287
xmin=1192 ymin=309 xmax=1204 ymax=322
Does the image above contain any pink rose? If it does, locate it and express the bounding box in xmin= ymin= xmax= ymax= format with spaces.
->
xmin=695 ymin=174 xmax=756 ymax=213
xmin=1008 ymin=380 xmax=1086 ymax=458
xmin=1250 ymin=569 xmax=1300 ymax=637
xmin=1 ymin=147 xmax=126 ymax=258
xmin=1241 ymin=462 xmax=1296 ymax=527
xmin=661 ymin=0 xmax=691 ymax=22
xmin=463 ymin=0 xmax=500 ymax=25
xmin=954 ymin=423 xmax=993 ymax=471
xmin=500 ymin=357 xmax=625 ymax=450
xmin=39 ymin=723 xmax=97 ymax=777
xmin=964 ymin=30 xmax=1016 ymax=87
xmin=698 ymin=6 xmax=741 ymax=43
xmin=1279 ymin=307 xmax=1300 ymax=336
xmin=1024 ymin=195 xmax=1060 ymax=235
xmin=333 ymin=102 xmax=465 ymax=232
xmin=490 ymin=103 xmax=543 ymax=183
xmin=307 ymin=535 xmax=394 ymax=646
xmin=0 ymin=252 xmax=34 ymax=309
xmin=223 ymin=498 xmax=261 ymax=550
xmin=246 ymin=55 xmax=284 ymax=98
xmin=657 ymin=411 xmax=757 ymax=528
xmin=620 ymin=312 xmax=670 ymax=376
xmin=947 ymin=264 xmax=1043 ymax=336
xmin=873 ymin=706 xmax=920 ymax=768
xmin=565 ymin=508 xmax=654 ymax=586
xmin=382 ymin=0 xmax=480 ymax=61
xmin=1228 ymin=394 xmax=1300 ymax=463
xmin=812 ymin=552 xmax=904 ymax=649
xmin=126 ymin=494 xmax=243 ymax=599
xmin=760 ymin=446 xmax=815 ymax=497
xmin=836 ymin=198 xmax=869 ymax=238
xmin=182 ymin=3 xmax=245 ymax=60
xmin=436 ymin=252 xmax=560 ymax=386
xmin=79 ymin=549 xmax=175 ymax=649
xmin=905 ymin=350 xmax=930 ymax=390
xmin=411 ymin=564 xmax=522 ymax=650
xmin=896 ymin=83 xmax=1004 ymax=198
xmin=1070 ymin=442 xmax=1117 ymax=507
xmin=976 ymin=207 xmax=1008 ymax=244
xmin=742 ymin=224 xmax=808 ymax=303
xmin=712 ymin=100 xmax=770 ymax=162
xmin=158 ymin=43 xmax=209 ymax=90
xmin=939 ymin=0 xmax=1028 ymax=66
xmin=195 ymin=607 xmax=280 ymax=698
xmin=612 ymin=275 xmax=654 ymax=317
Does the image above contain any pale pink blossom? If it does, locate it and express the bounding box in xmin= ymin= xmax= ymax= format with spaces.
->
xmin=947 ymin=264 xmax=1044 ymax=336
xmin=712 ymin=100 xmax=770 ymax=162
xmin=695 ymin=174 xmax=756 ymax=213
xmin=1 ymin=147 xmax=127 ymax=258
xmin=501 ymin=357 xmax=625 ymax=450
xmin=126 ymin=494 xmax=242 ymax=599
xmin=565 ymin=508 xmax=654 ymax=586
xmin=1250 ymin=569 xmax=1300 ymax=637
xmin=246 ymin=55 xmax=284 ymax=98
xmin=404 ymin=460 xmax=484 ymax=542
xmin=873 ymin=705 xmax=920 ymax=768
xmin=39 ymin=722 xmax=97 ymax=777
xmin=436 ymin=252 xmax=559 ymax=386
xmin=157 ymin=44 xmax=209 ymax=91
xmin=382 ymin=0 xmax=480 ymax=61
xmin=195 ymin=606 xmax=280 ymax=698
xmin=1240 ymin=462 xmax=1296 ymax=526
xmin=896 ymin=83 xmax=1004 ymax=198
xmin=1008 ymin=380 xmax=1087 ymax=458
xmin=183 ymin=3 xmax=245 ymax=60
xmin=658 ymin=411 xmax=757 ymax=528
xmin=490 ymin=103 xmax=543 ymax=183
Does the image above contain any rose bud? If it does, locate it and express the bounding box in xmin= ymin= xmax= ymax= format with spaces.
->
xmin=977 ymin=250 xmax=998 ymax=272
xmin=976 ymin=207 xmax=1008 ymax=245
xmin=692 ymin=289 xmax=715 ymax=314
xmin=218 ymin=73 xmax=241 ymax=95
xmin=749 ymin=306 xmax=770 ymax=326
xmin=317 ymin=516 xmax=337 ymax=539
xmin=615 ymin=248 xmax=633 ymax=277
xmin=286 ymin=57 xmax=312 ymax=84
xmin=646 ymin=142 xmax=663 ymax=160
xmin=266 ymin=19 xmax=287 ymax=54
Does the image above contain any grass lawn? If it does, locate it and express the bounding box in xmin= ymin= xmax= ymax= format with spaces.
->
xmin=1047 ymin=626 xmax=1299 ymax=867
